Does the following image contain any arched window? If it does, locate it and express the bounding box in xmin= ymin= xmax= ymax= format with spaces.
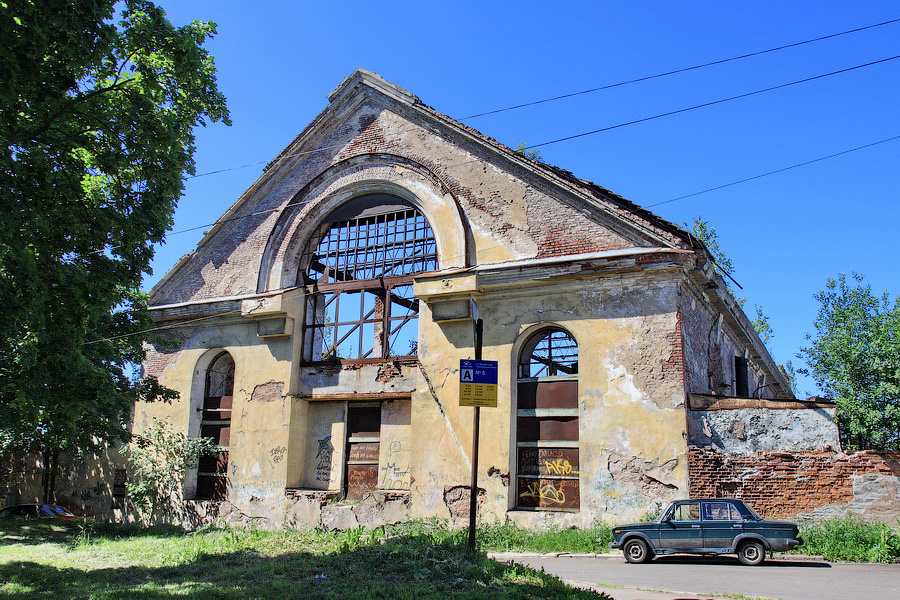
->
xmin=515 ymin=328 xmax=580 ymax=510
xmin=301 ymin=194 xmax=438 ymax=362
xmin=197 ymin=352 xmax=233 ymax=501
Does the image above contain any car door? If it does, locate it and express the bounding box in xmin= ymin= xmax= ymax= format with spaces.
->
xmin=658 ymin=501 xmax=703 ymax=550
xmin=701 ymin=500 xmax=744 ymax=550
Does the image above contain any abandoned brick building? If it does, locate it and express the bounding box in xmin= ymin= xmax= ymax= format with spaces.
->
xmin=6 ymin=69 xmax=897 ymax=527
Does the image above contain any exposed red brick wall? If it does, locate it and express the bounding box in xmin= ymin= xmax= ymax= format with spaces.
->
xmin=688 ymin=446 xmax=900 ymax=518
xmin=662 ymin=311 xmax=685 ymax=389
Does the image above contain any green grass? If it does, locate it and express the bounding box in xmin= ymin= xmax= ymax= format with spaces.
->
xmin=0 ymin=519 xmax=613 ymax=600
xmin=792 ymin=516 xmax=900 ymax=562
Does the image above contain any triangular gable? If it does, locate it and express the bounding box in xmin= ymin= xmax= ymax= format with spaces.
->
xmin=150 ymin=69 xmax=695 ymax=306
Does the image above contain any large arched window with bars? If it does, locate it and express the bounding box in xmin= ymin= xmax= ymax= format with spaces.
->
xmin=300 ymin=194 xmax=438 ymax=362
xmin=196 ymin=351 xmax=233 ymax=501
xmin=515 ymin=328 xmax=580 ymax=510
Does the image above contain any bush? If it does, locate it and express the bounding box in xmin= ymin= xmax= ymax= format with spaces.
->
xmin=796 ymin=516 xmax=900 ymax=562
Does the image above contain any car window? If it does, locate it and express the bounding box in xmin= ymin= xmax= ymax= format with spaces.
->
xmin=702 ymin=502 xmax=737 ymax=521
xmin=672 ymin=502 xmax=700 ymax=521
xmin=732 ymin=501 xmax=762 ymax=521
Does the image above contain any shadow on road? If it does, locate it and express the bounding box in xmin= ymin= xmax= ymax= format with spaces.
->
xmin=646 ymin=555 xmax=832 ymax=568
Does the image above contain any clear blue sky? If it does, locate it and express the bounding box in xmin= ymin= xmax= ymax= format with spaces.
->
xmin=150 ymin=1 xmax=900 ymax=397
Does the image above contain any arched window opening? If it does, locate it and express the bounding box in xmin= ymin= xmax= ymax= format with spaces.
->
xmin=301 ymin=194 xmax=438 ymax=362
xmin=197 ymin=352 xmax=233 ymax=501
xmin=515 ymin=328 xmax=580 ymax=510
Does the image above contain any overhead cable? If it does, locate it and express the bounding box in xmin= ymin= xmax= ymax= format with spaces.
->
xmin=525 ymin=55 xmax=900 ymax=149
xmin=646 ymin=134 xmax=900 ymax=208
xmin=461 ymin=17 xmax=900 ymax=119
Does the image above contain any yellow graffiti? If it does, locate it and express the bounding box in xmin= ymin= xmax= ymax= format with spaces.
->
xmin=542 ymin=459 xmax=578 ymax=476
xmin=519 ymin=481 xmax=566 ymax=505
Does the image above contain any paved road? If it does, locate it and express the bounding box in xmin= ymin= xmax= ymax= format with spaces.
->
xmin=494 ymin=554 xmax=900 ymax=600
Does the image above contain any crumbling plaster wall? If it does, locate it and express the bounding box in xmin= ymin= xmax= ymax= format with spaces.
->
xmin=412 ymin=271 xmax=690 ymax=527
xmin=139 ymin=319 xmax=295 ymax=523
xmin=687 ymin=401 xmax=839 ymax=455
xmin=153 ymin=92 xmax=676 ymax=306
xmin=678 ymin=284 xmax=767 ymax=397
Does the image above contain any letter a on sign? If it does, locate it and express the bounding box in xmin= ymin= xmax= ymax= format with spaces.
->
xmin=459 ymin=359 xmax=498 ymax=407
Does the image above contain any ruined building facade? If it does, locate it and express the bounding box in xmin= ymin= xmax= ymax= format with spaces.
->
xmin=11 ymin=70 xmax=895 ymax=528
xmin=136 ymin=69 xmax=818 ymax=528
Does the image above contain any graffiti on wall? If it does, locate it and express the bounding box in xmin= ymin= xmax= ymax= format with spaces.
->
xmin=315 ymin=435 xmax=335 ymax=484
xmin=379 ymin=440 xmax=410 ymax=491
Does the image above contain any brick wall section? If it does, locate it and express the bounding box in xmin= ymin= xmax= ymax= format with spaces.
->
xmin=662 ymin=311 xmax=685 ymax=389
xmin=688 ymin=446 xmax=900 ymax=518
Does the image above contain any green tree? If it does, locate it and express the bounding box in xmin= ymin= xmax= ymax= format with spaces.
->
xmin=514 ymin=141 xmax=544 ymax=162
xmin=0 ymin=0 xmax=229 ymax=501
xmin=799 ymin=273 xmax=900 ymax=450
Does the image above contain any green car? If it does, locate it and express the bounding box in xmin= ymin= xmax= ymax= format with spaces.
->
xmin=610 ymin=499 xmax=802 ymax=566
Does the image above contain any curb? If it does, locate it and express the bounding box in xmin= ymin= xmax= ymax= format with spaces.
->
xmin=487 ymin=551 xmax=827 ymax=562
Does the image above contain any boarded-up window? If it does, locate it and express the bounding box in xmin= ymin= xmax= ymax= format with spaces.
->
xmin=344 ymin=404 xmax=381 ymax=500
xmin=516 ymin=329 xmax=579 ymax=510
xmin=197 ymin=352 xmax=233 ymax=501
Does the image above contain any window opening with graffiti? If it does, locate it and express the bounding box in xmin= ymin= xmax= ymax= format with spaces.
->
xmin=516 ymin=328 xmax=579 ymax=510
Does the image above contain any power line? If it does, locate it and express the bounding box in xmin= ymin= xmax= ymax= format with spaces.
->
xmin=461 ymin=17 xmax=900 ymax=119
xmin=525 ymin=54 xmax=900 ymax=150
xmin=78 ymin=55 xmax=900 ymax=259
xmin=646 ymin=134 xmax=900 ymax=208
xmin=82 ymin=310 xmax=242 ymax=346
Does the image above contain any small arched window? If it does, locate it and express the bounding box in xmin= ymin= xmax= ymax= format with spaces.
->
xmin=197 ymin=352 xmax=233 ymax=501
xmin=301 ymin=194 xmax=438 ymax=362
xmin=515 ymin=328 xmax=580 ymax=510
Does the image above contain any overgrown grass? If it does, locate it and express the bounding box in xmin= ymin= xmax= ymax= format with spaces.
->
xmin=792 ymin=516 xmax=900 ymax=562
xmin=0 ymin=519 xmax=613 ymax=600
xmin=472 ymin=522 xmax=613 ymax=554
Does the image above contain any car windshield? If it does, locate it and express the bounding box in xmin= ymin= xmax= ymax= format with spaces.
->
xmin=659 ymin=502 xmax=676 ymax=522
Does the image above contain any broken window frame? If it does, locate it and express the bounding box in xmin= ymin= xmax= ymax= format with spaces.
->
xmin=196 ymin=351 xmax=233 ymax=501
xmin=515 ymin=328 xmax=580 ymax=511
xmin=300 ymin=197 xmax=437 ymax=364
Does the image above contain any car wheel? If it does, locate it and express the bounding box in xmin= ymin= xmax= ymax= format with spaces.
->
xmin=737 ymin=540 xmax=765 ymax=566
xmin=623 ymin=538 xmax=652 ymax=564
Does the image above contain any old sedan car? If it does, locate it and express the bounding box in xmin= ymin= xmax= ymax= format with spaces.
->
xmin=610 ymin=499 xmax=802 ymax=566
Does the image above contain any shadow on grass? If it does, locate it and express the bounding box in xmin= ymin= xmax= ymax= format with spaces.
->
xmin=0 ymin=528 xmax=613 ymax=600
xmin=0 ymin=520 xmax=192 ymax=547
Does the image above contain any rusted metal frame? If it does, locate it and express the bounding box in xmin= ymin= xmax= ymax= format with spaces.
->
xmin=309 ymin=215 xmax=436 ymax=283
xmin=306 ymin=277 xmax=418 ymax=361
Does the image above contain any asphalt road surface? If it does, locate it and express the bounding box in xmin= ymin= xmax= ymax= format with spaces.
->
xmin=499 ymin=554 xmax=900 ymax=600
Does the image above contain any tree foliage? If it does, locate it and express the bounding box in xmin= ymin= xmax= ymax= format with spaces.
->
xmin=0 ymin=0 xmax=229 ymax=499
xmin=799 ymin=273 xmax=900 ymax=450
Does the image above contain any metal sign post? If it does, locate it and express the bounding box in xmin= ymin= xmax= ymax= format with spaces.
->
xmin=467 ymin=318 xmax=483 ymax=552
